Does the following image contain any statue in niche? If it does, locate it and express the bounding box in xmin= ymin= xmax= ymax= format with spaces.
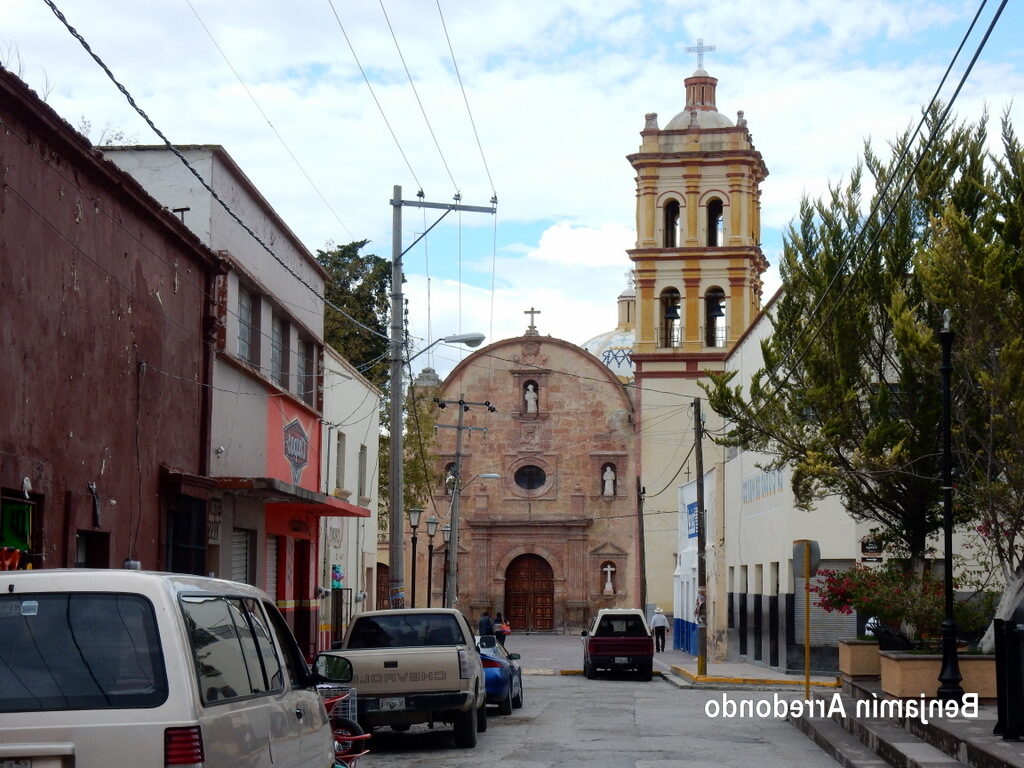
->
xmin=524 ymin=383 xmax=538 ymax=414
xmin=602 ymin=465 xmax=616 ymax=497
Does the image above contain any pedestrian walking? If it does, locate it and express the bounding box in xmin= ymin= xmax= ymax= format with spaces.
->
xmin=479 ymin=609 xmax=495 ymax=637
xmin=494 ymin=612 xmax=511 ymax=646
xmin=650 ymin=607 xmax=670 ymax=652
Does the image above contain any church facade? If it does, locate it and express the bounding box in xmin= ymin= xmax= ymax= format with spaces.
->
xmin=426 ymin=320 xmax=639 ymax=632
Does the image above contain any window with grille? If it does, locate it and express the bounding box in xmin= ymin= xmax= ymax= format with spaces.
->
xmin=271 ymin=314 xmax=289 ymax=388
xmin=296 ymin=338 xmax=316 ymax=405
xmin=357 ymin=445 xmax=368 ymax=500
xmin=335 ymin=432 xmax=346 ymax=492
xmin=238 ymin=287 xmax=259 ymax=364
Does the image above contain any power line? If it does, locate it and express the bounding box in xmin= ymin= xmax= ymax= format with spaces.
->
xmin=43 ymin=0 xmax=388 ymax=344
xmin=378 ymin=0 xmax=459 ymax=194
xmin=758 ymin=0 xmax=1006 ymax=410
xmin=183 ymin=0 xmax=355 ymax=240
xmin=325 ymin=0 xmax=424 ymax=194
xmin=435 ymin=0 xmax=496 ymax=197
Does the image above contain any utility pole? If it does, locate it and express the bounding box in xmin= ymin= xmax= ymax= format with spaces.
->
xmin=637 ymin=481 xmax=647 ymax=611
xmin=436 ymin=395 xmax=495 ymax=608
xmin=694 ymin=397 xmax=708 ymax=676
xmin=387 ymin=186 xmax=495 ymax=608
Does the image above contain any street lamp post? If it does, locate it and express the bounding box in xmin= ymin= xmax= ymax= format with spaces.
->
xmin=938 ymin=309 xmax=964 ymax=700
xmin=408 ymin=508 xmax=422 ymax=608
xmin=387 ymin=330 xmax=484 ymax=608
xmin=441 ymin=523 xmax=451 ymax=608
xmin=426 ymin=516 xmax=438 ymax=608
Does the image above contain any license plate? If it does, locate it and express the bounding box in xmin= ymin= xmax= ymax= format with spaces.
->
xmin=614 ymin=657 xmax=628 ymax=664
xmin=0 ymin=760 xmax=32 ymax=768
xmin=380 ymin=697 xmax=405 ymax=711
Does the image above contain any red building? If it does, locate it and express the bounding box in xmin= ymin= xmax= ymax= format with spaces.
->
xmin=0 ymin=68 xmax=226 ymax=571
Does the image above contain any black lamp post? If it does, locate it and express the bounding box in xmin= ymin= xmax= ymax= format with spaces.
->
xmin=938 ymin=309 xmax=964 ymax=700
xmin=441 ymin=523 xmax=451 ymax=608
xmin=426 ymin=516 xmax=438 ymax=608
xmin=408 ymin=508 xmax=422 ymax=608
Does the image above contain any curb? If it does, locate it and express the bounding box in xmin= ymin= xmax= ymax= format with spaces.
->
xmin=558 ymin=669 xmax=665 ymax=677
xmin=672 ymin=665 xmax=841 ymax=689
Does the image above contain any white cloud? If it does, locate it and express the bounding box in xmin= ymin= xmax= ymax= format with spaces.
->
xmin=3 ymin=0 xmax=1021 ymax=375
xmin=404 ymin=221 xmax=632 ymax=378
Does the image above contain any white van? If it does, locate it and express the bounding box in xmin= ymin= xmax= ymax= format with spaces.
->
xmin=0 ymin=570 xmax=334 ymax=768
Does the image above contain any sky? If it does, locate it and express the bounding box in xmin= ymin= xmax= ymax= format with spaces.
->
xmin=3 ymin=0 xmax=1022 ymax=379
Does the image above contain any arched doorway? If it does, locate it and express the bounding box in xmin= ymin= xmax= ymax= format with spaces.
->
xmin=505 ymin=554 xmax=554 ymax=632
xmin=376 ymin=563 xmax=390 ymax=610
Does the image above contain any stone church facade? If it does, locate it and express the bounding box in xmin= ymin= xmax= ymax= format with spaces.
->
xmin=428 ymin=326 xmax=639 ymax=632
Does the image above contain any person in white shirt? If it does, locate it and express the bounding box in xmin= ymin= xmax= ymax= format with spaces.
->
xmin=650 ymin=607 xmax=670 ymax=652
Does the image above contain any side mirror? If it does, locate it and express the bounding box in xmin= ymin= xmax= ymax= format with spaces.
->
xmin=314 ymin=653 xmax=353 ymax=683
xmin=509 ymin=653 xmax=521 ymax=660
xmin=580 ymin=630 xmax=588 ymax=637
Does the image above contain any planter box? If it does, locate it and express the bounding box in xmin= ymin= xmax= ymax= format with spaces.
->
xmin=838 ymin=639 xmax=880 ymax=678
xmin=879 ymin=651 xmax=996 ymax=698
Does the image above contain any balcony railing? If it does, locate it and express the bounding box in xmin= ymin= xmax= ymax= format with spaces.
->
xmin=656 ymin=325 xmax=682 ymax=348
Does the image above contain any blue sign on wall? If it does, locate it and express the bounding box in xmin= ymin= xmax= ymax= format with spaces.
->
xmin=687 ymin=501 xmax=698 ymax=539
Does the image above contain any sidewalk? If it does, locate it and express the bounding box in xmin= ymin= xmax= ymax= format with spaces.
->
xmin=654 ymin=646 xmax=840 ymax=690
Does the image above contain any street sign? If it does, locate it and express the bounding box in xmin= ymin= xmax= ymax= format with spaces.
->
xmin=861 ymin=537 xmax=883 ymax=563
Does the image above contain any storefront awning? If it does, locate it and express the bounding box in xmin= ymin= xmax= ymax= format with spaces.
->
xmin=214 ymin=476 xmax=371 ymax=517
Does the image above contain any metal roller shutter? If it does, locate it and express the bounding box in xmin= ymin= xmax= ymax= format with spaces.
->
xmin=231 ymin=529 xmax=251 ymax=584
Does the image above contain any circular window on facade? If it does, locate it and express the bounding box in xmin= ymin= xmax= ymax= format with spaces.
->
xmin=514 ymin=465 xmax=547 ymax=491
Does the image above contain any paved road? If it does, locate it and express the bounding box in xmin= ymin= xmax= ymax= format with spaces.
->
xmin=356 ymin=634 xmax=839 ymax=768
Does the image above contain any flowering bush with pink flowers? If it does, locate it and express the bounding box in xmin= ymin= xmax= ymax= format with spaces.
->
xmin=813 ymin=563 xmax=944 ymax=640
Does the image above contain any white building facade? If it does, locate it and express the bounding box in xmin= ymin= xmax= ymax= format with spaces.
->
xmin=104 ymin=145 xmax=371 ymax=658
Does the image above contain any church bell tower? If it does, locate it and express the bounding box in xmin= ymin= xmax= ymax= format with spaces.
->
xmin=628 ymin=45 xmax=768 ymax=369
xmin=627 ymin=42 xmax=769 ymax=621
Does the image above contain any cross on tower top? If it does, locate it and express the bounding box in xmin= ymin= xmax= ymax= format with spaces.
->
xmin=685 ymin=37 xmax=716 ymax=70
xmin=524 ymin=306 xmax=541 ymax=336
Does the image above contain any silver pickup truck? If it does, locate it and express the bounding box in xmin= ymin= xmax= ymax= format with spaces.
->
xmin=315 ymin=608 xmax=487 ymax=748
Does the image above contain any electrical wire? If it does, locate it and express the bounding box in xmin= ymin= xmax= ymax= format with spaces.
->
xmin=435 ymin=0 xmax=496 ymax=196
xmin=755 ymin=0 xmax=1005 ymax=411
xmin=325 ymin=0 xmax=424 ymax=194
xmin=182 ymin=0 xmax=355 ymax=241
xmin=378 ymin=0 xmax=459 ymax=194
xmin=43 ymin=0 xmax=388 ymax=343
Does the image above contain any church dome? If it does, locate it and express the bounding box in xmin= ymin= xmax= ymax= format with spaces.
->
xmin=582 ymin=327 xmax=635 ymax=384
xmin=665 ymin=109 xmax=734 ymax=130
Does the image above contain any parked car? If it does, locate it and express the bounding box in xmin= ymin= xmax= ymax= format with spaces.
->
xmin=0 ymin=569 xmax=334 ymax=768
xmin=581 ymin=608 xmax=655 ymax=681
xmin=476 ymin=635 xmax=524 ymax=715
xmin=315 ymin=608 xmax=487 ymax=748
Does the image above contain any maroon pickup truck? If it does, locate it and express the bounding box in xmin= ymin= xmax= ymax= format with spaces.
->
xmin=581 ymin=609 xmax=654 ymax=681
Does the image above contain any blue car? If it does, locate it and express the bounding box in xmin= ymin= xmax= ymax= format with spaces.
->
xmin=476 ymin=635 xmax=524 ymax=715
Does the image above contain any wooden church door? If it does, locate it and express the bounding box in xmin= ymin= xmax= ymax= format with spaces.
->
xmin=505 ymin=554 xmax=554 ymax=631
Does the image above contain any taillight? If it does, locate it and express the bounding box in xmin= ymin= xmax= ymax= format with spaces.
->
xmin=458 ymin=649 xmax=474 ymax=679
xmin=165 ymin=725 xmax=204 ymax=766
xmin=481 ymin=657 xmax=502 ymax=669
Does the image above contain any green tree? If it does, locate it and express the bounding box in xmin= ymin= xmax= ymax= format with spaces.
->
xmin=914 ymin=112 xmax=1024 ymax=643
xmin=317 ymin=240 xmax=390 ymax=392
xmin=703 ymin=107 xmax=988 ymax=564
xmin=403 ymin=371 xmax=442 ymax=516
